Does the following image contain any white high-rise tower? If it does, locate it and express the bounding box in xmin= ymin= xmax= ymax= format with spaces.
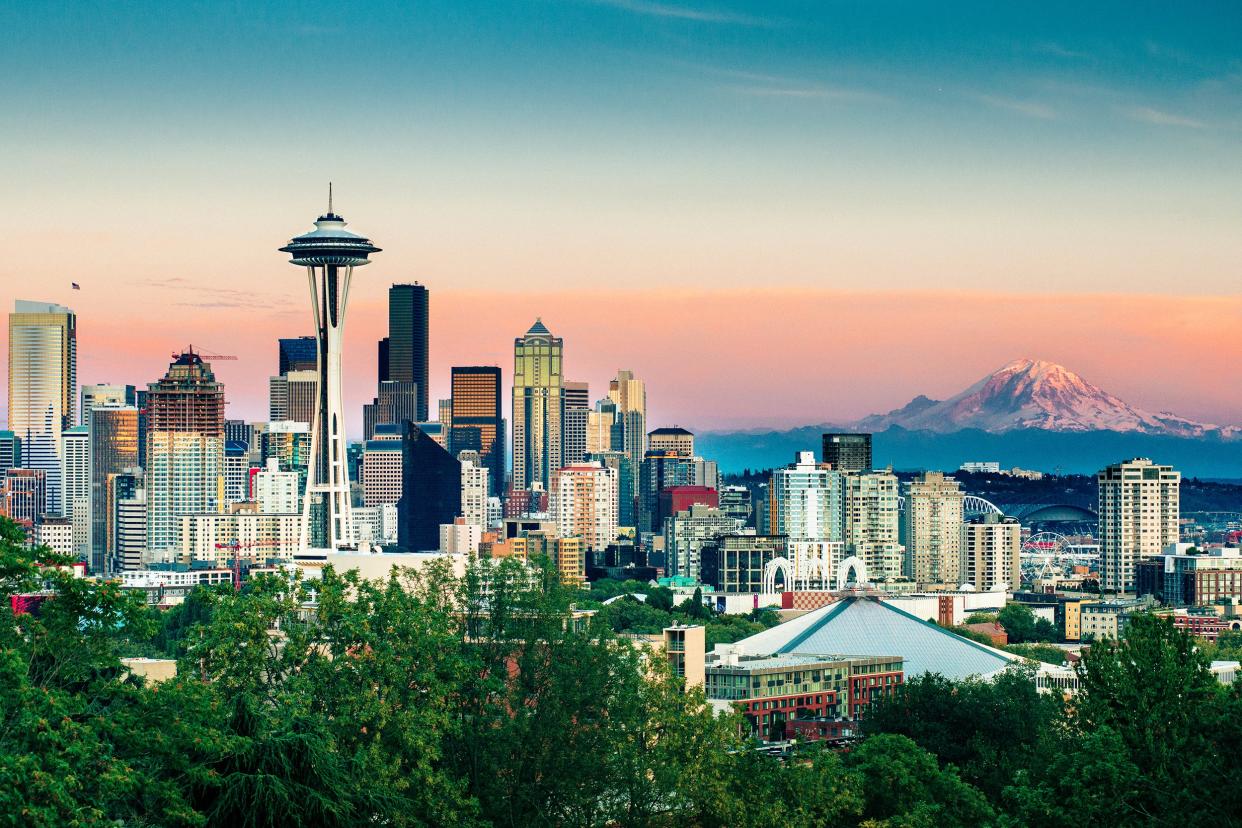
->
xmin=280 ymin=191 xmax=381 ymax=551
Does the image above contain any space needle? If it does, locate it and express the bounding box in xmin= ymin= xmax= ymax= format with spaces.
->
xmin=280 ymin=187 xmax=381 ymax=551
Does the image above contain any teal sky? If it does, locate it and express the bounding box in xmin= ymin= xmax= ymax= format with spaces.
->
xmin=4 ymin=1 xmax=1242 ymax=430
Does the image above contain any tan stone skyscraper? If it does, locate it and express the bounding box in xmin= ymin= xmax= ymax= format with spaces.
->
xmin=512 ymin=320 xmax=563 ymax=492
xmin=901 ymin=471 xmax=965 ymax=585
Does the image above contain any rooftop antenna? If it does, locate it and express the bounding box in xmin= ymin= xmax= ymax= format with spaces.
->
xmin=328 ymin=182 xmax=333 ymax=215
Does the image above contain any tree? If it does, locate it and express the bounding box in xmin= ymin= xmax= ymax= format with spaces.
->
xmin=997 ymin=602 xmax=1056 ymax=643
xmin=864 ymin=668 xmax=1061 ymax=801
xmin=846 ymin=734 xmax=994 ymax=827
xmin=1074 ymin=613 xmax=1231 ymax=824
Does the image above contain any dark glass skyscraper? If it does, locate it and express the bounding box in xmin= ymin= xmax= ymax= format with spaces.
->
xmin=450 ymin=366 xmax=504 ymax=496
xmin=277 ymin=336 xmax=317 ymax=375
xmin=387 ymin=284 xmax=429 ymax=423
xmin=821 ymin=432 xmax=872 ymax=473
xmin=397 ymin=422 xmax=460 ymax=551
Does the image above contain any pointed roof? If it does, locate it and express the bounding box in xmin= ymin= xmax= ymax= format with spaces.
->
xmin=526 ymin=318 xmax=551 ymax=335
xmin=726 ymin=596 xmax=1018 ymax=681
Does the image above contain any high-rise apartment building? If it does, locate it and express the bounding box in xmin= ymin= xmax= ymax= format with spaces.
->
xmin=254 ymin=458 xmax=301 ymax=515
xmin=770 ymin=452 xmax=844 ymax=542
xmin=459 ymin=452 xmax=489 ymax=528
xmin=1098 ymin=458 xmax=1180 ymax=593
xmin=61 ymin=425 xmax=90 ymax=561
xmin=450 ymin=366 xmax=505 ymax=497
xmin=512 ymin=320 xmax=563 ymax=492
xmin=822 ymin=433 xmax=872 ymax=473
xmin=663 ymin=503 xmax=743 ymax=582
xmin=89 ymin=406 xmax=138 ymax=573
xmin=586 ymin=450 xmax=635 ymax=529
xmin=80 ymin=384 xmax=136 ymax=427
xmin=145 ymin=352 xmax=225 ymax=557
xmin=843 ymin=470 xmax=904 ymax=581
xmin=901 ymin=471 xmax=965 ymax=585
xmin=553 ymin=462 xmax=618 ymax=554
xmin=1 ymin=469 xmax=46 ymax=529
xmin=385 ymin=284 xmax=430 ymax=422
xmin=8 ymin=300 xmax=76 ymax=514
xmin=960 ymin=513 xmax=1021 ymax=591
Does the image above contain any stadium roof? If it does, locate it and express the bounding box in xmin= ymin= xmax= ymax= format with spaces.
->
xmin=723 ymin=596 xmax=1018 ymax=681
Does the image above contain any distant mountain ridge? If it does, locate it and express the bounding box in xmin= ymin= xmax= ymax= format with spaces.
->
xmin=697 ymin=359 xmax=1242 ymax=476
xmin=853 ymin=358 xmax=1235 ymax=438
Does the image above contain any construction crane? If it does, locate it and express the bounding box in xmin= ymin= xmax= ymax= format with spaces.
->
xmin=214 ymin=540 xmax=282 ymax=590
xmin=174 ymin=345 xmax=239 ymax=361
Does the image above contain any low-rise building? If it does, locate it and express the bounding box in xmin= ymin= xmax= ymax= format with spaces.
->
xmin=705 ymin=649 xmax=903 ymax=742
xmin=1134 ymin=544 xmax=1242 ymax=607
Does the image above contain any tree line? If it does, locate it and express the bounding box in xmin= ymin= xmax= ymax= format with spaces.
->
xmin=1 ymin=515 xmax=1240 ymax=827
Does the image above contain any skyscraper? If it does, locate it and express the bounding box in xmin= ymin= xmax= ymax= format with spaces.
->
xmin=61 ymin=425 xmax=90 ymax=561
xmin=512 ymin=320 xmax=563 ymax=492
xmin=0 ymin=431 xmax=20 ymax=476
xmin=648 ymin=426 xmax=693 ymax=458
xmin=450 ymin=366 xmax=505 ymax=496
xmin=145 ymin=352 xmax=225 ymax=557
xmin=90 ymin=406 xmax=138 ymax=573
xmin=562 ymin=380 xmax=590 ymax=466
xmin=8 ymin=300 xmax=76 ymax=514
xmin=822 ymin=433 xmax=872 ymax=473
xmin=80 ymin=383 xmax=136 ymax=427
xmin=386 ymin=284 xmax=429 ymax=423
xmin=268 ymin=369 xmax=317 ymax=425
xmin=109 ymin=469 xmax=146 ymax=572
xmin=280 ymin=201 xmax=381 ymax=551
xmin=901 ymin=471 xmax=965 ymax=585
xmin=1098 ymin=458 xmax=1180 ymax=593
xmin=608 ymin=370 xmax=647 ymax=460
xmin=397 ymin=422 xmax=461 ymax=551
xmin=277 ymin=336 xmax=317 ymax=375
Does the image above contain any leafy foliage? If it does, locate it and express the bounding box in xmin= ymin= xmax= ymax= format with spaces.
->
xmin=2 ymin=514 xmax=1241 ymax=827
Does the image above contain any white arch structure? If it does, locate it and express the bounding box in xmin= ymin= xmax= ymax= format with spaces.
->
xmin=762 ymin=541 xmax=843 ymax=594
xmin=963 ymin=495 xmax=1003 ymax=515
xmin=835 ymin=556 xmax=868 ymax=591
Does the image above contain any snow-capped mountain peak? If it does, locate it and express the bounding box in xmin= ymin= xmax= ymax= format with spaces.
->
xmin=853 ymin=359 xmax=1224 ymax=437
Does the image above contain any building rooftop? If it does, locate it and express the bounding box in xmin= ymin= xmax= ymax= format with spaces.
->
xmin=723 ymin=596 xmax=1018 ymax=680
xmin=649 ymin=426 xmax=694 ymax=436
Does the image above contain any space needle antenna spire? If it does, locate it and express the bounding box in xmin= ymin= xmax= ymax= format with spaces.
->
xmin=328 ymin=182 xmax=333 ymax=215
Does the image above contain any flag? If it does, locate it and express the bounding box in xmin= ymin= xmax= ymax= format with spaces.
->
xmin=71 ymin=283 xmax=80 ymax=290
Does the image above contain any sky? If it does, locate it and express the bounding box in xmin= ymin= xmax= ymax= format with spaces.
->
xmin=2 ymin=1 xmax=1241 ymax=434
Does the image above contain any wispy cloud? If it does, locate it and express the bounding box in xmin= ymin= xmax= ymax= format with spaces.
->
xmin=134 ymin=277 xmax=297 ymax=312
xmin=724 ymin=83 xmax=875 ymax=101
xmin=1031 ymin=42 xmax=1089 ymax=60
xmin=1121 ymin=105 xmax=1208 ymax=129
xmin=591 ymin=0 xmax=770 ymax=26
xmin=977 ymin=94 xmax=1058 ymax=120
